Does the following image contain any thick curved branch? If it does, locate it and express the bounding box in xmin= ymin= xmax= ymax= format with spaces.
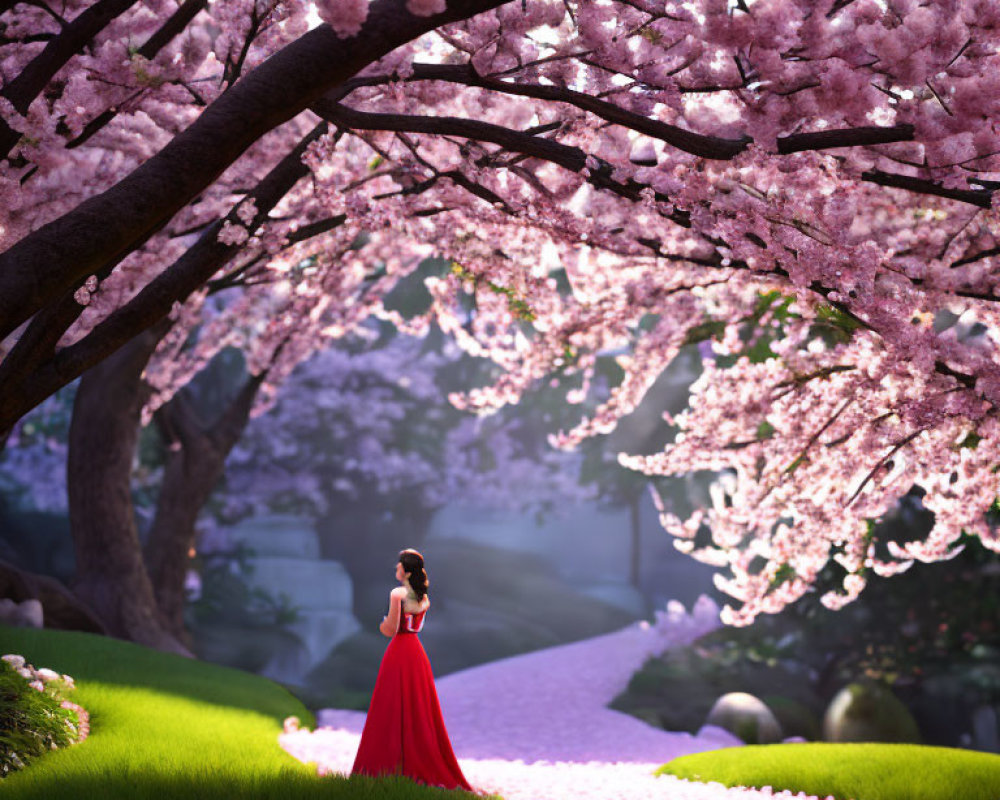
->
xmin=318 ymin=101 xmax=989 ymax=400
xmin=212 ymin=370 xmax=267 ymax=452
xmin=346 ymin=63 xmax=916 ymax=160
xmin=341 ymin=65 xmax=995 ymax=212
xmin=0 ymin=0 xmax=508 ymax=341
xmin=311 ymin=99 xmax=692 ymax=227
xmin=0 ymin=120 xmax=329 ymax=434
xmin=401 ymin=63 xmax=751 ymax=159
xmin=951 ymin=246 xmax=1000 ymax=268
xmin=861 ymin=169 xmax=994 ymax=209
xmin=142 ymin=0 xmax=207 ymax=57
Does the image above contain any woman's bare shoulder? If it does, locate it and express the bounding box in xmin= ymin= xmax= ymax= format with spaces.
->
xmin=401 ymin=595 xmax=430 ymax=613
xmin=390 ymin=586 xmax=407 ymax=599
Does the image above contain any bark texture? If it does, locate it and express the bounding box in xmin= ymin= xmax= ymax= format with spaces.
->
xmin=66 ymin=318 xmax=192 ymax=656
xmin=144 ymin=373 xmax=264 ymax=642
xmin=0 ymin=0 xmax=508 ymax=339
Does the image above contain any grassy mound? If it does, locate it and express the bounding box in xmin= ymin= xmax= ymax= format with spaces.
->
xmin=659 ymin=742 xmax=1000 ymax=800
xmin=0 ymin=625 xmax=490 ymax=799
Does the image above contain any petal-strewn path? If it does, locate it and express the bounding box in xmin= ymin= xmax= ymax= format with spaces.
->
xmin=280 ymin=595 xmax=827 ymax=800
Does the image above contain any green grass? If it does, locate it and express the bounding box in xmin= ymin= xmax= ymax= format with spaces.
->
xmin=0 ymin=625 xmax=495 ymax=799
xmin=9 ymin=625 xmax=998 ymax=800
xmin=659 ymin=741 xmax=1000 ymax=800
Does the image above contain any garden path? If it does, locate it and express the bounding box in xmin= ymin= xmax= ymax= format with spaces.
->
xmin=279 ymin=595 xmax=826 ymax=800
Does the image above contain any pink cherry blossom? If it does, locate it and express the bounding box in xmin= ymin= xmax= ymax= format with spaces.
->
xmin=1 ymin=0 xmax=1000 ymax=627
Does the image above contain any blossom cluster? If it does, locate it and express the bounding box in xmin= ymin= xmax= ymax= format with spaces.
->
xmin=2 ymin=0 xmax=1000 ymax=625
xmin=0 ymin=654 xmax=89 ymax=776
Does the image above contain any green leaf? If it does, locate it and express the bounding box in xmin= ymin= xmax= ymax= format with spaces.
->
xmin=784 ymin=454 xmax=808 ymax=474
xmin=772 ymin=295 xmax=800 ymax=322
xmin=745 ymin=335 xmax=778 ymax=364
xmin=958 ymin=431 xmax=982 ymax=450
xmin=683 ymin=320 xmax=726 ymax=346
xmin=816 ymin=303 xmax=863 ymax=335
xmin=767 ymin=562 xmax=797 ymax=593
xmin=750 ymin=289 xmax=783 ymax=321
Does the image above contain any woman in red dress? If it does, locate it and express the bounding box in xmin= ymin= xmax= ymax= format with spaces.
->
xmin=351 ymin=548 xmax=473 ymax=792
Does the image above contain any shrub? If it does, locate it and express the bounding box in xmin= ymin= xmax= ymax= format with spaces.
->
xmin=0 ymin=654 xmax=87 ymax=776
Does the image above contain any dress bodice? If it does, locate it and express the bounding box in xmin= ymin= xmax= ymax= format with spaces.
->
xmin=397 ymin=604 xmax=426 ymax=634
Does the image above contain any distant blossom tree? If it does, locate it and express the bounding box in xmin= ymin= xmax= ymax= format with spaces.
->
xmin=1 ymin=0 xmax=999 ymax=627
xmin=221 ymin=329 xmax=588 ymax=523
xmin=0 ymin=318 xmax=591 ymax=647
xmin=217 ymin=326 xmax=592 ymax=615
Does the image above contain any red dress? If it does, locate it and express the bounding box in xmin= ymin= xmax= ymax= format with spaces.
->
xmin=351 ymin=600 xmax=472 ymax=792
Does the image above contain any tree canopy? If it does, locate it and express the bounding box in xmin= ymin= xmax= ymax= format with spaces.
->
xmin=2 ymin=0 xmax=999 ymax=626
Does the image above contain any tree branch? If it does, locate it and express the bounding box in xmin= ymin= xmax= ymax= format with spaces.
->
xmin=311 ymin=99 xmax=692 ymax=227
xmin=0 ymin=121 xmax=329 ymax=434
xmin=344 ymin=63 xmax=916 ymax=161
xmin=322 ymin=102 xmax=990 ymax=403
xmin=845 ymin=427 xmax=925 ymax=507
xmin=861 ymin=169 xmax=994 ymax=209
xmin=0 ymin=0 xmax=508 ymax=341
xmin=66 ymin=0 xmax=209 ymax=150
xmin=0 ymin=0 xmax=140 ymax=159
xmin=950 ymin=246 xmax=1000 ymax=268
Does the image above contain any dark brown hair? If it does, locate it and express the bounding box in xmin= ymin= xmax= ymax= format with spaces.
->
xmin=399 ymin=548 xmax=429 ymax=601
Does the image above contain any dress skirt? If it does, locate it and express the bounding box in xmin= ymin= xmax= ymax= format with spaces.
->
xmin=351 ymin=630 xmax=472 ymax=791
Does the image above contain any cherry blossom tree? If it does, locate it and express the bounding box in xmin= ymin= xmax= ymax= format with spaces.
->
xmin=217 ymin=324 xmax=592 ymax=617
xmin=2 ymin=0 xmax=1000 ymax=629
xmin=220 ymin=327 xmax=587 ymax=522
xmin=0 ymin=307 xmax=590 ymax=651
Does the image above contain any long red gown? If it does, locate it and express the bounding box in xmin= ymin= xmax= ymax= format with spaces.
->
xmin=351 ymin=601 xmax=473 ymax=792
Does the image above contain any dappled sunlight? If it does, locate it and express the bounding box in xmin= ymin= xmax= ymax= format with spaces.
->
xmin=0 ymin=625 xmax=310 ymax=723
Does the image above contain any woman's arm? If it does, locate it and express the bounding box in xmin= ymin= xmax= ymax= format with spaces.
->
xmin=378 ymin=588 xmax=404 ymax=638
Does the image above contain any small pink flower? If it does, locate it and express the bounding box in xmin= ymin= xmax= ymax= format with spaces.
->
xmin=316 ymin=0 xmax=369 ymax=38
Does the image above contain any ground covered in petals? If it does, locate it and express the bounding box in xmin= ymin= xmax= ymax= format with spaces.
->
xmin=281 ymin=596 xmax=830 ymax=800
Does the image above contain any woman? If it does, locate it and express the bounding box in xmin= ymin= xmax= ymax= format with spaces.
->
xmin=351 ymin=548 xmax=473 ymax=792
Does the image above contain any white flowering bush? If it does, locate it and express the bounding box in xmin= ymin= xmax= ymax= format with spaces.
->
xmin=0 ymin=654 xmax=88 ymax=776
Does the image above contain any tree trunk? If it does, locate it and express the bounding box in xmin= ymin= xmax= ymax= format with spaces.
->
xmin=67 ymin=319 xmax=192 ymax=656
xmin=144 ymin=373 xmax=264 ymax=643
xmin=629 ymin=494 xmax=641 ymax=589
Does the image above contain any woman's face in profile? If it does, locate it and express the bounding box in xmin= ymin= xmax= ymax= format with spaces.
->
xmin=395 ymin=561 xmax=406 ymax=583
